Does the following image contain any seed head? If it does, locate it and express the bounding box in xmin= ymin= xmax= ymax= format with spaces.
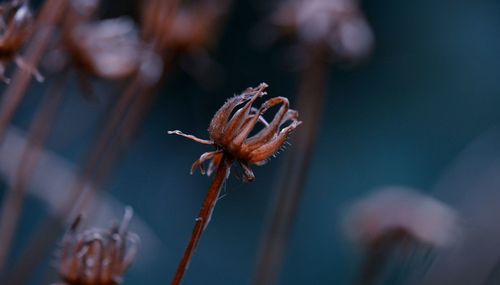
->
xmin=343 ymin=187 xmax=461 ymax=248
xmin=57 ymin=207 xmax=139 ymax=285
xmin=169 ymin=83 xmax=301 ymax=182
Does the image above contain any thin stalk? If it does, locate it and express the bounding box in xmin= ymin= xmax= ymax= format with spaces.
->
xmin=0 ymin=74 xmax=66 ymax=273
xmin=76 ymin=59 xmax=174 ymax=214
xmin=77 ymin=76 xmax=141 ymax=187
xmin=76 ymin=84 xmax=158 ymax=212
xmin=3 ymin=61 xmax=172 ymax=284
xmin=0 ymin=0 xmax=67 ymax=141
xmin=172 ymin=155 xmax=232 ymax=285
xmin=357 ymin=230 xmax=416 ymax=285
xmin=357 ymin=242 xmax=394 ymax=285
xmin=252 ymin=49 xmax=329 ymax=285
xmin=1 ymin=74 xmax=143 ymax=285
xmin=73 ymin=57 xmax=173 ymax=210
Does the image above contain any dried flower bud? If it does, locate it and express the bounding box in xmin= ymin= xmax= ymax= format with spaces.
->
xmin=141 ymin=0 xmax=230 ymax=54
xmin=169 ymin=83 xmax=301 ymax=182
xmin=0 ymin=0 xmax=32 ymax=55
xmin=274 ymin=0 xmax=374 ymax=60
xmin=57 ymin=207 xmax=139 ymax=285
xmin=52 ymin=0 xmax=162 ymax=83
xmin=67 ymin=17 xmax=143 ymax=80
xmin=0 ymin=0 xmax=43 ymax=83
xmin=342 ymin=187 xmax=461 ymax=248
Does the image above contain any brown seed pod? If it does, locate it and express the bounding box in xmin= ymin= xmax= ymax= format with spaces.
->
xmin=66 ymin=17 xmax=143 ymax=80
xmin=53 ymin=0 xmax=160 ymax=82
xmin=141 ymin=0 xmax=230 ymax=54
xmin=56 ymin=207 xmax=139 ymax=285
xmin=273 ymin=0 xmax=374 ymax=60
xmin=0 ymin=0 xmax=43 ymax=83
xmin=169 ymin=83 xmax=301 ymax=182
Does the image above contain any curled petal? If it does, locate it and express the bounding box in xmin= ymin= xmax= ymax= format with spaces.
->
xmin=168 ymin=130 xmax=214 ymax=145
xmin=118 ymin=207 xmax=133 ymax=235
xmin=207 ymin=151 xmax=224 ymax=176
xmin=121 ymin=233 xmax=140 ymax=272
xmin=248 ymin=120 xmax=302 ymax=165
xmin=239 ymin=161 xmax=255 ymax=182
xmin=108 ymin=235 xmax=124 ymax=281
xmin=208 ymin=83 xmax=267 ymax=140
xmin=82 ymin=239 xmax=105 ymax=283
xmin=249 ymin=107 xmax=270 ymax=126
xmin=220 ymin=83 xmax=268 ymax=145
xmin=233 ymin=96 xmax=287 ymax=146
xmin=208 ymin=95 xmax=251 ymax=140
xmin=229 ymin=106 xmax=265 ymax=148
xmin=245 ymin=97 xmax=290 ymax=151
xmin=190 ymin=150 xmax=223 ymax=175
xmin=281 ymin=109 xmax=299 ymax=125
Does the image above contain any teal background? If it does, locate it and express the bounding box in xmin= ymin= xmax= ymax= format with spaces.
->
xmin=3 ymin=0 xmax=500 ymax=284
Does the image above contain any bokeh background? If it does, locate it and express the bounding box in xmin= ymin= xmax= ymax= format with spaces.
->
xmin=3 ymin=0 xmax=500 ymax=284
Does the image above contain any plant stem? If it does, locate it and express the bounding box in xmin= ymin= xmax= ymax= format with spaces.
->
xmin=172 ymin=155 xmax=232 ymax=285
xmin=1 ymin=73 xmax=145 ymax=285
xmin=0 ymin=0 xmax=67 ymax=142
xmin=252 ymin=49 xmax=329 ymax=285
xmin=0 ymin=74 xmax=66 ymax=273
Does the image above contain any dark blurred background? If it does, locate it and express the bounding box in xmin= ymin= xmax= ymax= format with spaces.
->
xmin=4 ymin=0 xmax=500 ymax=284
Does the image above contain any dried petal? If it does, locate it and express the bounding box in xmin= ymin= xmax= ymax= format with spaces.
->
xmin=170 ymin=83 xmax=300 ymax=181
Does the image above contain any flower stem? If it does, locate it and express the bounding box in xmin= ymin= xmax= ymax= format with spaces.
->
xmin=1 ymin=72 xmax=154 ymax=285
xmin=0 ymin=0 xmax=67 ymax=142
xmin=0 ymin=73 xmax=66 ymax=273
xmin=172 ymin=155 xmax=231 ymax=285
xmin=252 ymin=48 xmax=329 ymax=285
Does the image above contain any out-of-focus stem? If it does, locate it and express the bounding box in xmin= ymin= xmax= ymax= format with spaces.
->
xmin=356 ymin=231 xmax=405 ymax=285
xmin=252 ymin=48 xmax=329 ymax=285
xmin=1 ymin=73 xmax=143 ymax=285
xmin=0 ymin=74 xmax=66 ymax=273
xmin=3 ymin=60 xmax=171 ymax=284
xmin=172 ymin=155 xmax=232 ymax=285
xmin=77 ymin=59 xmax=174 ymax=214
xmin=0 ymin=0 xmax=67 ymax=141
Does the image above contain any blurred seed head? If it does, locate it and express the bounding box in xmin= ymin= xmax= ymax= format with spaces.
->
xmin=0 ymin=0 xmax=41 ymax=83
xmin=57 ymin=207 xmax=139 ymax=285
xmin=273 ymin=0 xmax=374 ymax=61
xmin=141 ymin=0 xmax=231 ymax=55
xmin=52 ymin=1 xmax=163 ymax=85
xmin=68 ymin=17 xmax=142 ymax=80
xmin=342 ymin=186 xmax=462 ymax=248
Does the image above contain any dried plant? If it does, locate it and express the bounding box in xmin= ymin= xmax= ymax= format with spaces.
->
xmin=1 ymin=0 xmax=232 ymax=279
xmin=54 ymin=0 xmax=153 ymax=82
xmin=169 ymin=83 xmax=300 ymax=285
xmin=55 ymin=207 xmax=139 ymax=285
xmin=169 ymin=83 xmax=301 ymax=182
xmin=252 ymin=1 xmax=374 ymax=284
xmin=141 ymin=0 xmax=230 ymax=55
xmin=273 ymin=0 xmax=373 ymax=61
xmin=0 ymin=0 xmax=68 ymax=143
xmin=0 ymin=73 xmax=66 ymax=272
xmin=343 ymin=187 xmax=461 ymax=285
xmin=0 ymin=0 xmax=43 ymax=83
xmin=0 ymin=0 xmax=157 ymax=275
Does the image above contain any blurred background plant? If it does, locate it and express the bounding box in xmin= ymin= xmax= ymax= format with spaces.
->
xmin=0 ymin=0 xmax=500 ymax=284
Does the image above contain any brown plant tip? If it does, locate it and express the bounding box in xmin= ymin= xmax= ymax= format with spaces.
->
xmin=0 ymin=0 xmax=43 ymax=83
xmin=55 ymin=1 xmax=162 ymax=84
xmin=273 ymin=0 xmax=374 ymax=60
xmin=169 ymin=83 xmax=301 ymax=182
xmin=56 ymin=207 xmax=140 ymax=285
